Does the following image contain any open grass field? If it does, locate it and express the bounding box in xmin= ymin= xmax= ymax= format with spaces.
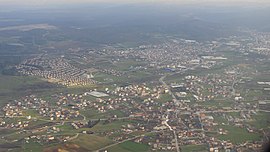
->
xmin=181 ymin=144 xmax=208 ymax=152
xmin=213 ymin=115 xmax=228 ymax=124
xmin=199 ymin=100 xmax=234 ymax=108
xmin=217 ymin=125 xmax=262 ymax=144
xmin=22 ymin=109 xmax=39 ymax=117
xmin=0 ymin=74 xmax=96 ymax=109
xmin=43 ymin=134 xmax=113 ymax=152
xmin=93 ymin=72 xmax=127 ymax=83
xmin=156 ymin=93 xmax=173 ymax=103
xmin=0 ymin=73 xmax=98 ymax=108
xmin=107 ymin=141 xmax=150 ymax=152
xmin=22 ymin=140 xmax=43 ymax=152
xmin=5 ymin=131 xmax=32 ymax=141
xmin=71 ymin=134 xmax=113 ymax=151
xmin=0 ymin=75 xmax=46 ymax=107
xmin=112 ymin=59 xmax=148 ymax=71
xmin=0 ymin=128 xmax=17 ymax=136
xmin=57 ymin=123 xmax=75 ymax=134
xmin=3 ymin=117 xmax=28 ymax=124
xmin=249 ymin=112 xmax=270 ymax=129
xmin=25 ymin=120 xmax=54 ymax=130
xmin=0 ymin=75 xmax=44 ymax=93
xmin=89 ymin=120 xmax=137 ymax=132
xmin=80 ymin=108 xmax=108 ymax=119
xmin=94 ymin=70 xmax=156 ymax=85
xmin=109 ymin=110 xmax=127 ymax=117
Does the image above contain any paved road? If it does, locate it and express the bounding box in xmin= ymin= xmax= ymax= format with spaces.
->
xmin=159 ymin=74 xmax=180 ymax=152
xmin=94 ymin=135 xmax=141 ymax=152
xmin=158 ymin=65 xmax=201 ymax=152
xmin=164 ymin=119 xmax=180 ymax=152
xmin=95 ymin=131 xmax=161 ymax=152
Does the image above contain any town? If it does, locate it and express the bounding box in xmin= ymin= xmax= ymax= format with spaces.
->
xmin=0 ymin=30 xmax=269 ymax=152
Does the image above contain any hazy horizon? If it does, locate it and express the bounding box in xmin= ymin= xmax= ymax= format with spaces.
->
xmin=1 ymin=0 xmax=270 ymax=6
xmin=0 ymin=0 xmax=270 ymax=152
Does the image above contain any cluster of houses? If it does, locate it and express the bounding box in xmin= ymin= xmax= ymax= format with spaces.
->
xmin=95 ymin=40 xmax=219 ymax=73
xmin=15 ymin=57 xmax=95 ymax=86
xmin=3 ymin=36 xmax=270 ymax=151
xmin=0 ymin=80 xmax=266 ymax=151
xmin=250 ymin=31 xmax=270 ymax=56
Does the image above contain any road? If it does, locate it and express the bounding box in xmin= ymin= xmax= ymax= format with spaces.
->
xmin=158 ymin=65 xmax=201 ymax=152
xmin=94 ymin=135 xmax=141 ymax=152
xmin=159 ymin=74 xmax=180 ymax=152
xmin=94 ymin=131 xmax=161 ymax=152
xmin=68 ymin=133 xmax=79 ymax=141
xmin=164 ymin=119 xmax=180 ymax=152
xmin=0 ymin=115 xmax=141 ymax=143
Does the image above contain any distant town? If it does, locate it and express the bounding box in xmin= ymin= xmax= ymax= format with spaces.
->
xmin=0 ymin=29 xmax=269 ymax=152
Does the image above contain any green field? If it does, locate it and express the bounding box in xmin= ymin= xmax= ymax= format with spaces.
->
xmin=0 ymin=128 xmax=17 ymax=136
xmin=217 ymin=125 xmax=262 ymax=144
xmin=213 ymin=115 xmax=228 ymax=124
xmin=0 ymin=75 xmax=46 ymax=106
xmin=199 ymin=100 xmax=234 ymax=108
xmin=22 ymin=109 xmax=39 ymax=117
xmin=0 ymin=75 xmax=44 ymax=92
xmin=22 ymin=140 xmax=43 ymax=152
xmin=249 ymin=112 xmax=270 ymax=129
xmin=43 ymin=134 xmax=113 ymax=152
xmin=90 ymin=120 xmax=137 ymax=132
xmin=93 ymin=72 xmax=127 ymax=83
xmin=113 ymin=59 xmax=147 ymax=71
xmin=181 ymin=144 xmax=208 ymax=152
xmin=57 ymin=123 xmax=74 ymax=133
xmin=80 ymin=108 xmax=108 ymax=119
xmin=107 ymin=141 xmax=150 ymax=152
xmin=71 ymin=134 xmax=113 ymax=151
xmin=156 ymin=93 xmax=173 ymax=103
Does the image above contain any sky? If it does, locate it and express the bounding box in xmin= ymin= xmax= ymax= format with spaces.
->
xmin=0 ymin=0 xmax=270 ymax=6
xmin=0 ymin=0 xmax=269 ymax=11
